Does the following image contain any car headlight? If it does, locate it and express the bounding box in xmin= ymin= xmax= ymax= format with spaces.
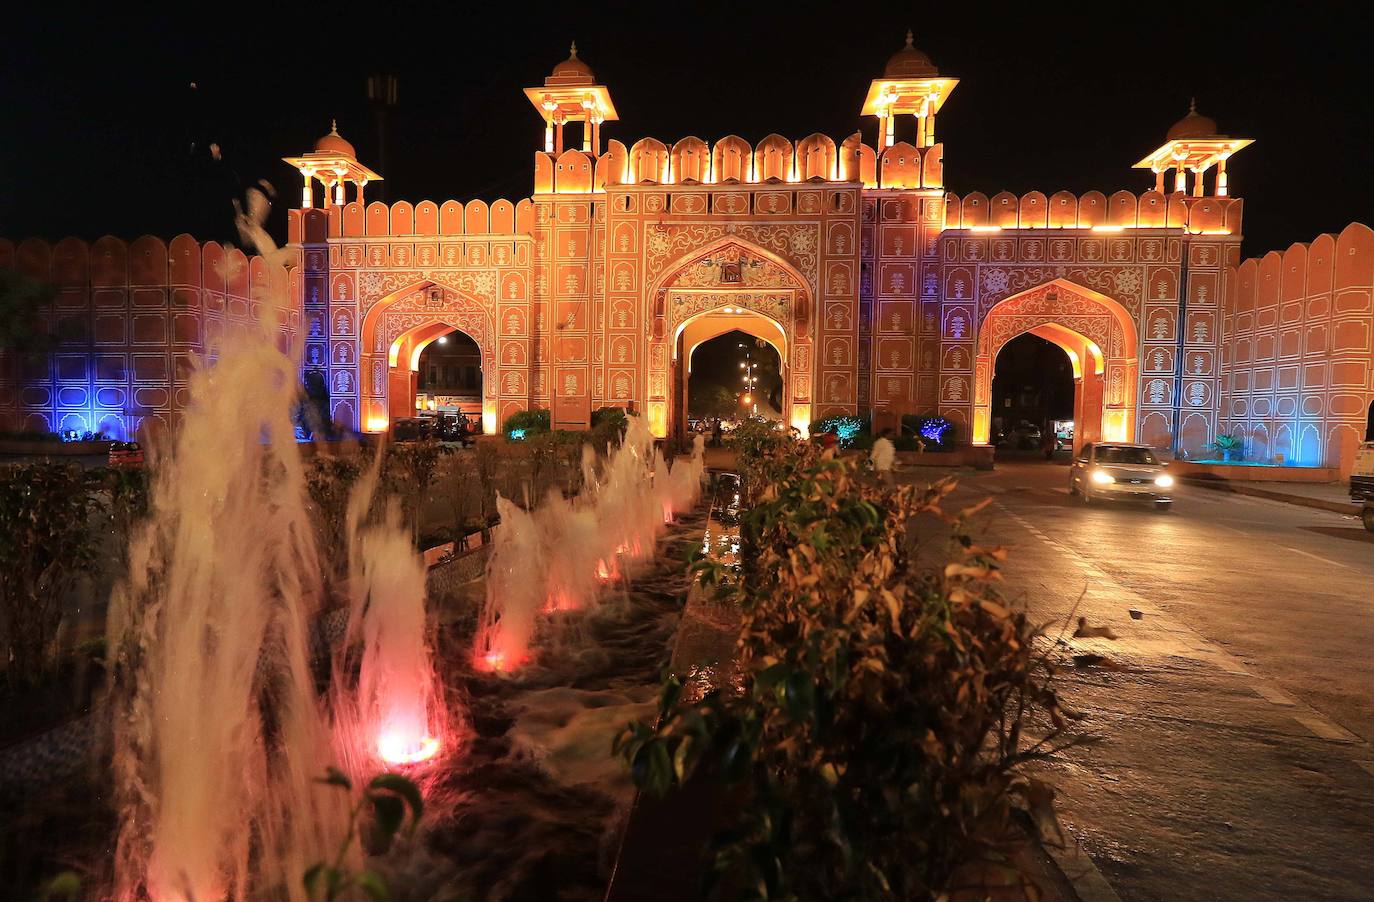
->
xmin=1090 ymin=470 xmax=1115 ymax=485
xmin=1154 ymin=474 xmax=1174 ymax=488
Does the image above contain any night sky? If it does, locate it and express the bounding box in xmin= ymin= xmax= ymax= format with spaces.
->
xmin=2 ymin=3 xmax=1370 ymax=260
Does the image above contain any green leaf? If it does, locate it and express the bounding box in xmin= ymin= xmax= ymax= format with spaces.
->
xmin=303 ymin=863 xmax=339 ymax=899
xmin=369 ymin=793 xmax=405 ymax=841
xmin=369 ymin=772 xmax=424 ymax=832
xmin=37 ymin=871 xmax=81 ymax=900
xmin=354 ymin=870 xmax=391 ymax=902
xmin=660 ymin=673 xmax=683 ymax=714
xmin=673 ymin=734 xmax=696 ymax=783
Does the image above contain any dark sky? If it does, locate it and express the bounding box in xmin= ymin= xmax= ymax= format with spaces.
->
xmin=3 ymin=2 xmax=1369 ymax=257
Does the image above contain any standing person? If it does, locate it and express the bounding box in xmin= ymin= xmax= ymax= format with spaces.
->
xmin=871 ymin=428 xmax=896 ymax=487
xmin=1041 ymin=426 xmax=1058 ymax=461
xmin=712 ymin=417 xmax=724 ymax=447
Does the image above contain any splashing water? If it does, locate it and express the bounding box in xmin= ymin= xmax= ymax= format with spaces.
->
xmin=476 ymin=496 xmax=546 ymax=672
xmin=473 ymin=416 xmax=705 ymax=674
xmin=352 ymin=502 xmax=445 ymax=767
xmin=108 ymin=321 xmax=349 ymax=902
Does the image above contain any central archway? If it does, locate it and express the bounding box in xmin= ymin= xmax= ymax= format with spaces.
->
xmin=647 ymin=237 xmax=814 ymax=438
xmin=974 ymin=279 xmax=1138 ymax=454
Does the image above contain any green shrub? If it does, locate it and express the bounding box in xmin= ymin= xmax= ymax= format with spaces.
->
xmin=617 ymin=441 xmax=1072 ymax=899
xmin=809 ymin=414 xmax=866 ymax=448
xmin=0 ymin=430 xmax=63 ymax=443
xmin=590 ymin=406 xmax=629 ymax=450
xmin=503 ymin=408 xmax=551 ymax=439
xmin=0 ymin=464 xmax=107 ymax=688
xmin=306 ymin=455 xmax=366 ymax=583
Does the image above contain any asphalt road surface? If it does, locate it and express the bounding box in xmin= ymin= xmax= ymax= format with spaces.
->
xmin=910 ymin=459 xmax=1374 ymax=902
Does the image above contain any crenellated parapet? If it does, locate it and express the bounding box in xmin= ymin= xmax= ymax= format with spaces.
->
xmin=0 ymin=234 xmax=293 ymax=438
xmin=532 ymin=134 xmax=945 ymax=193
xmin=288 ymin=198 xmax=536 ymax=243
xmin=944 ymin=190 xmax=1244 ymax=235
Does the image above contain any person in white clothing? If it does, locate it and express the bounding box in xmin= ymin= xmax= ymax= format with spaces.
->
xmin=870 ymin=428 xmax=896 ymax=487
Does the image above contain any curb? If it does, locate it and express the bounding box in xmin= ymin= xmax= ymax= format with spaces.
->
xmin=1180 ymin=476 xmax=1360 ymax=516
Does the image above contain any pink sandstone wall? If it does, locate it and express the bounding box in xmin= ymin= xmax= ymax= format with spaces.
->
xmin=0 ymin=235 xmax=294 ymax=440
xmin=1220 ymin=222 xmax=1374 ymax=473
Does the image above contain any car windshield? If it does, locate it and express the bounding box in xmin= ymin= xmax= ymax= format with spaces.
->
xmin=1096 ymin=446 xmax=1158 ymax=465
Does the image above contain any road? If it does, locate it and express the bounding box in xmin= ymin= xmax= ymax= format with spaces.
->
xmin=910 ymin=459 xmax=1374 ymax=902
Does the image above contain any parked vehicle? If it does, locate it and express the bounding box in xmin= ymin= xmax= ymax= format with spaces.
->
xmin=1069 ymin=442 xmax=1174 ymax=510
xmin=1351 ymin=440 xmax=1374 ymax=532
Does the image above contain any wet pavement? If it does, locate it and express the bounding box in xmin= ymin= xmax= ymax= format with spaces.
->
xmin=908 ymin=459 xmax=1374 ymax=901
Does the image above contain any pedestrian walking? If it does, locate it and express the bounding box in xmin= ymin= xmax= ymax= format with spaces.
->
xmin=871 ymin=428 xmax=896 ymax=487
xmin=1041 ymin=428 xmax=1058 ymax=461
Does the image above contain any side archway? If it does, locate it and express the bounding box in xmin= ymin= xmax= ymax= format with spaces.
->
xmin=358 ymin=281 xmax=497 ymax=433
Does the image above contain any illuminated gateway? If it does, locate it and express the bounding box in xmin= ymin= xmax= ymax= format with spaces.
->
xmin=3 ymin=36 xmax=1373 ymax=471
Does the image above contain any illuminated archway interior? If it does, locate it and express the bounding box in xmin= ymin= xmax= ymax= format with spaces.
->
xmin=673 ymin=308 xmax=788 ymax=438
xmin=386 ymin=324 xmax=488 ymax=430
xmin=989 ymin=324 xmax=1108 ymax=455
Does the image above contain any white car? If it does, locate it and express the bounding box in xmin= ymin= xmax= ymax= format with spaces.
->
xmin=1069 ymin=442 xmax=1174 ymax=511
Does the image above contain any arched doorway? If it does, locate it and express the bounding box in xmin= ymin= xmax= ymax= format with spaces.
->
xmin=684 ymin=327 xmax=785 ymax=430
xmin=413 ymin=329 xmax=484 ymax=426
xmin=672 ymin=308 xmax=788 ymax=440
xmin=974 ymin=279 xmax=1138 ymax=455
xmin=646 ymin=237 xmax=814 ymax=439
xmin=991 ymin=332 xmax=1078 ymax=454
xmin=358 ymin=281 xmax=497 ymax=434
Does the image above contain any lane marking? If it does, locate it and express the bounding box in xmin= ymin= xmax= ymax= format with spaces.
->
xmin=1284 ymin=546 xmax=1352 ymax=570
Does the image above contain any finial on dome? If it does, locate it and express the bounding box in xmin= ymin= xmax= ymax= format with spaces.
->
xmin=569 ymin=40 xmax=578 ymax=58
xmin=330 ymin=118 xmax=339 ymax=134
xmin=1188 ymin=97 xmax=1197 ymax=113
xmin=904 ymin=29 xmax=914 ymax=48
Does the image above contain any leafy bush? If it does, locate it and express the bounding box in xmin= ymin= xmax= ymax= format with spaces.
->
xmin=0 ymin=430 xmax=64 ymax=443
xmin=306 ymin=455 xmax=366 ymax=584
xmin=590 ymin=405 xmax=629 ymax=450
xmin=724 ymin=419 xmax=797 ymax=505
xmin=903 ymin=414 xmax=957 ymax=451
xmin=0 ymin=464 xmax=107 ymax=688
xmin=617 ymin=442 xmax=1072 ymax=899
xmin=503 ymin=408 xmax=551 ymax=440
xmin=383 ymin=440 xmax=453 ymax=539
xmin=306 ymin=768 xmax=423 ymax=901
xmin=808 ymin=414 xmax=866 ymax=448
xmin=1209 ymin=434 xmax=1242 ymax=459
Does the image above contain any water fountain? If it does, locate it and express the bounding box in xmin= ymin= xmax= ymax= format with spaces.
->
xmin=475 ymin=496 xmax=546 ymax=673
xmin=107 ymin=320 xmax=349 ymax=901
xmin=472 ymin=416 xmax=706 ymax=676
xmin=107 ymin=304 xmax=447 ymax=898
xmin=350 ymin=501 xmax=445 ymax=767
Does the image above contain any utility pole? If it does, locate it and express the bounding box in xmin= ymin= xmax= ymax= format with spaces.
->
xmin=367 ymin=74 xmax=398 ymax=202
